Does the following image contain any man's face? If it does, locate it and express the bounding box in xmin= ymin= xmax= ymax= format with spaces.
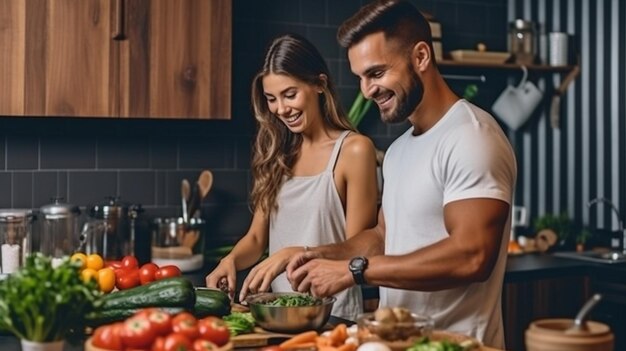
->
xmin=348 ymin=32 xmax=424 ymax=124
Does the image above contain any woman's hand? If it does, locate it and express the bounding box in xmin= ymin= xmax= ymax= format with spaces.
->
xmin=239 ymin=246 xmax=303 ymax=302
xmin=206 ymin=257 xmax=237 ymax=300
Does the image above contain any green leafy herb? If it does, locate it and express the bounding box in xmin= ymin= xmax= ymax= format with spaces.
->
xmin=223 ymin=312 xmax=255 ymax=336
xmin=407 ymin=337 xmax=479 ymax=351
xmin=268 ymin=294 xmax=320 ymax=307
xmin=0 ymin=253 xmax=101 ymax=342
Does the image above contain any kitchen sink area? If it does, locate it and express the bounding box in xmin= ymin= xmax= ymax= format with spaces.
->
xmin=553 ymin=250 xmax=626 ymax=264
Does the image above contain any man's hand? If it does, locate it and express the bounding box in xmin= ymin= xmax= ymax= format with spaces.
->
xmin=287 ymin=257 xmax=355 ymax=297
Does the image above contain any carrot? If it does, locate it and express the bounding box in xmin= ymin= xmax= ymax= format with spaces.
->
xmin=336 ymin=343 xmax=357 ymax=351
xmin=279 ymin=331 xmax=319 ymax=349
xmin=280 ymin=342 xmax=316 ymax=350
xmin=329 ymin=324 xmax=348 ymax=346
xmin=316 ymin=336 xmax=333 ymax=348
xmin=318 ymin=346 xmax=339 ymax=351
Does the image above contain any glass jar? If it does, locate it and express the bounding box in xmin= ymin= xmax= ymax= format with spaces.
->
xmin=0 ymin=209 xmax=34 ymax=274
xmin=39 ymin=198 xmax=82 ymax=259
xmin=509 ymin=19 xmax=537 ymax=65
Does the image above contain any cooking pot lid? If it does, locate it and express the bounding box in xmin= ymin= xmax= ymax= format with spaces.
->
xmin=40 ymin=197 xmax=80 ymax=218
xmin=0 ymin=209 xmax=35 ymax=222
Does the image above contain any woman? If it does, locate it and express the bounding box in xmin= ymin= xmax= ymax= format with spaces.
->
xmin=206 ymin=33 xmax=378 ymax=320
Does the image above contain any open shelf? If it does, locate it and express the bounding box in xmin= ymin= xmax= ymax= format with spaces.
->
xmin=438 ymin=59 xmax=576 ymax=73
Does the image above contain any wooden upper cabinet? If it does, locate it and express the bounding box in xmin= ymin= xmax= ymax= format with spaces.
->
xmin=0 ymin=0 xmax=231 ymax=119
xmin=123 ymin=0 xmax=231 ymax=118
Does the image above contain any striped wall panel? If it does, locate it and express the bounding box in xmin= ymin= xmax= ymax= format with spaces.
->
xmin=508 ymin=0 xmax=626 ymax=232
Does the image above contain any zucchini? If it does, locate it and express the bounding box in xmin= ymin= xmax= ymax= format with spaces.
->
xmin=194 ymin=287 xmax=231 ymax=318
xmin=99 ymin=277 xmax=195 ymax=310
xmin=85 ymin=307 xmax=188 ymax=327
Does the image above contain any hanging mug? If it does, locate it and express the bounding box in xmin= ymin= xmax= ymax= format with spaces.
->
xmin=492 ymin=66 xmax=543 ymax=130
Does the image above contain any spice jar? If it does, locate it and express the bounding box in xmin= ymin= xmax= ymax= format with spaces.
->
xmin=509 ymin=19 xmax=537 ymax=65
xmin=0 ymin=209 xmax=34 ymax=274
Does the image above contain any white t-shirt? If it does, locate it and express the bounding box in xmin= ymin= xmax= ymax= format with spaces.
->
xmin=380 ymin=99 xmax=516 ymax=348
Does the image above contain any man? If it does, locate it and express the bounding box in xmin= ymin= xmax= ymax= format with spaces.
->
xmin=286 ymin=0 xmax=517 ymax=348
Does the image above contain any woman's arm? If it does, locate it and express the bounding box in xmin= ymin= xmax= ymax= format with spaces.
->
xmin=205 ymin=209 xmax=269 ymax=294
xmin=336 ymin=134 xmax=379 ymax=238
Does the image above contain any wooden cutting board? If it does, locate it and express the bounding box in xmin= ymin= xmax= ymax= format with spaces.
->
xmin=231 ymin=327 xmax=296 ymax=348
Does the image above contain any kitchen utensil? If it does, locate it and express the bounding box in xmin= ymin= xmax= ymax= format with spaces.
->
xmin=525 ymin=294 xmax=614 ymax=351
xmin=187 ymin=182 xmax=201 ymax=220
xmin=181 ymin=179 xmax=190 ymax=223
xmin=566 ymin=294 xmax=602 ymax=335
xmin=245 ymin=292 xmax=335 ymax=333
xmin=0 ymin=209 xmax=34 ymax=274
xmin=492 ymin=65 xmax=543 ymax=130
xmin=188 ymin=170 xmax=214 ymax=219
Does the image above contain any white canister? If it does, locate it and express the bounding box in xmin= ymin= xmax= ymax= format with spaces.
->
xmin=549 ymin=32 xmax=569 ymax=66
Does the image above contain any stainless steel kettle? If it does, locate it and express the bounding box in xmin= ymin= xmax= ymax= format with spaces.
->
xmin=88 ymin=196 xmax=148 ymax=263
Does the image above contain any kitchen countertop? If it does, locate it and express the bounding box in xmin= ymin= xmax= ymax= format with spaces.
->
xmin=1 ymin=253 xmax=623 ymax=350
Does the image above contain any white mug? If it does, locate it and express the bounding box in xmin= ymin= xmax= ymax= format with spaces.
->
xmin=492 ymin=66 xmax=543 ymax=130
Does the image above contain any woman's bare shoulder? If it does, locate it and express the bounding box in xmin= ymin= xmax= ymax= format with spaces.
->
xmin=341 ymin=133 xmax=377 ymax=159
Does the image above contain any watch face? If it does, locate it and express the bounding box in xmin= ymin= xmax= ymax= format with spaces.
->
xmin=350 ymin=257 xmax=366 ymax=271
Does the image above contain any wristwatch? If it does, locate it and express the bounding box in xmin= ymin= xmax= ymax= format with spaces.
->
xmin=349 ymin=256 xmax=369 ymax=285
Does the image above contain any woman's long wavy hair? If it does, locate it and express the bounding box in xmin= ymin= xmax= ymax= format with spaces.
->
xmin=250 ymin=33 xmax=355 ymax=217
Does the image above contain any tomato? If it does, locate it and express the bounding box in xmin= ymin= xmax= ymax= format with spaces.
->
xmin=97 ymin=267 xmax=116 ymax=293
xmin=152 ymin=336 xmax=166 ymax=351
xmin=193 ymin=339 xmax=219 ymax=351
xmin=155 ymin=265 xmax=182 ymax=280
xmin=163 ymin=332 xmax=192 ymax=351
xmin=105 ymin=260 xmax=123 ymax=269
xmin=92 ymin=322 xmax=124 ymax=350
xmin=139 ymin=262 xmax=160 ymax=285
xmin=122 ymin=255 xmax=139 ymax=269
xmin=116 ymin=269 xmax=140 ymax=290
xmin=70 ymin=252 xmax=88 ymax=270
xmin=120 ymin=315 xmax=157 ymax=349
xmin=198 ymin=317 xmax=230 ymax=346
xmin=143 ymin=308 xmax=173 ymax=336
xmin=171 ymin=312 xmax=199 ymax=340
xmin=86 ymin=253 xmax=104 ymax=270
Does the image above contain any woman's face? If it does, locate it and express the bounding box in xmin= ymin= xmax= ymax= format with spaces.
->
xmin=262 ymin=73 xmax=322 ymax=133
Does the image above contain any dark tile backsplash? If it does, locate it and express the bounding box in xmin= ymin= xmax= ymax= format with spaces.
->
xmin=0 ymin=0 xmax=507 ymax=246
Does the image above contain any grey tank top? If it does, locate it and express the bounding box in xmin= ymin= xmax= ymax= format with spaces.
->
xmin=269 ymin=130 xmax=363 ymax=320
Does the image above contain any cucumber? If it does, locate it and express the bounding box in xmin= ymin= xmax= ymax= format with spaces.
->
xmin=99 ymin=277 xmax=195 ymax=310
xmin=85 ymin=307 xmax=188 ymax=327
xmin=194 ymin=287 xmax=231 ymax=318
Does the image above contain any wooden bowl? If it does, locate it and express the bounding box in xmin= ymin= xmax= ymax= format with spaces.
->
xmin=85 ymin=337 xmax=233 ymax=351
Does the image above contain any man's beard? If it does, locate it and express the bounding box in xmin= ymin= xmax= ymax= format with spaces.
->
xmin=381 ymin=72 xmax=424 ymax=124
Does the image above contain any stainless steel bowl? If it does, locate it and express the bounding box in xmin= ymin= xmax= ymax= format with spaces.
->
xmin=245 ymin=292 xmax=336 ymax=333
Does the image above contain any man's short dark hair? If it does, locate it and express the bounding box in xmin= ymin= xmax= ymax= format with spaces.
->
xmin=337 ymin=0 xmax=433 ymax=54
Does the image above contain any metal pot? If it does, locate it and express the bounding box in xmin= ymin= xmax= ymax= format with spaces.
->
xmin=89 ymin=196 xmax=148 ymax=263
